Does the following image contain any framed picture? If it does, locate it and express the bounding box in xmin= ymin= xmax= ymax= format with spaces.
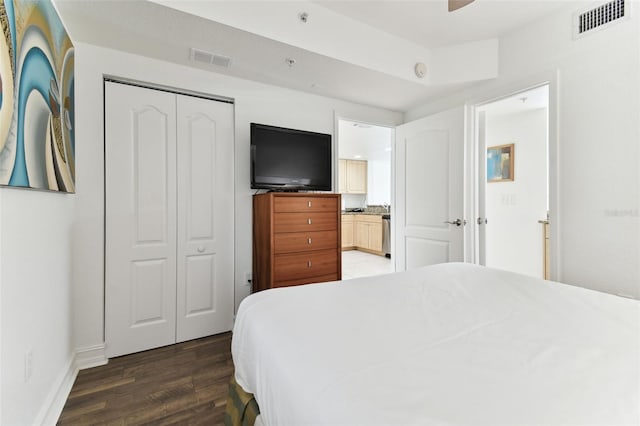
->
xmin=487 ymin=143 xmax=514 ymax=182
xmin=0 ymin=0 xmax=75 ymax=193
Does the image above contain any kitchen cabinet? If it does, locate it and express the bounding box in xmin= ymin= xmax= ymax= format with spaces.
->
xmin=341 ymin=214 xmax=355 ymax=248
xmin=338 ymin=159 xmax=347 ymax=193
xmin=369 ymin=222 xmax=383 ymax=252
xmin=339 ymin=159 xmax=367 ymax=194
xmin=342 ymin=214 xmax=383 ymax=254
xmin=355 ymin=215 xmax=383 ymax=253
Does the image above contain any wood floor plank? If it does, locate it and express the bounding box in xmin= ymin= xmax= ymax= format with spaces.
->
xmin=69 ymin=377 xmax=137 ymax=398
xmin=58 ymin=332 xmax=233 ymax=425
xmin=57 ymin=401 xmax=108 ymax=420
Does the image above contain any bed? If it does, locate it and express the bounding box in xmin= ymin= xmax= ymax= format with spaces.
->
xmin=229 ymin=262 xmax=639 ymax=425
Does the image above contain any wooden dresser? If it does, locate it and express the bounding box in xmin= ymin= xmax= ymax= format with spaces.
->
xmin=253 ymin=193 xmax=342 ymax=291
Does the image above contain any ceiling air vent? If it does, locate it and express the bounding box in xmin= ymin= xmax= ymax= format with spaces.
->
xmin=211 ymin=54 xmax=231 ymax=68
xmin=575 ymin=0 xmax=627 ymax=37
xmin=189 ymin=48 xmax=231 ymax=68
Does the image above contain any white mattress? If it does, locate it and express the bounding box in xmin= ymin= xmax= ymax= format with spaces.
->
xmin=232 ymin=263 xmax=640 ymax=426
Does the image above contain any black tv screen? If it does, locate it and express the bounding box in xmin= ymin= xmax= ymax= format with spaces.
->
xmin=250 ymin=123 xmax=332 ymax=191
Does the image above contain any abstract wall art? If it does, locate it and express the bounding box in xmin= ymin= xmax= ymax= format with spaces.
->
xmin=487 ymin=143 xmax=514 ymax=183
xmin=0 ymin=0 xmax=75 ymax=193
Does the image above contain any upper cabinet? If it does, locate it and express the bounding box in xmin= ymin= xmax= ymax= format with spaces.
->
xmin=338 ymin=159 xmax=347 ymax=193
xmin=339 ymin=159 xmax=367 ymax=194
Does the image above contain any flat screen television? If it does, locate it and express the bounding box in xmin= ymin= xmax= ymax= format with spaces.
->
xmin=250 ymin=123 xmax=332 ymax=191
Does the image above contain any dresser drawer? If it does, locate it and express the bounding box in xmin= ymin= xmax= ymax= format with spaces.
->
xmin=274 ymin=196 xmax=338 ymax=213
xmin=274 ymin=231 xmax=338 ymax=254
xmin=274 ymin=212 xmax=337 ymax=233
xmin=272 ymin=273 xmax=339 ymax=289
xmin=274 ymin=250 xmax=338 ymax=283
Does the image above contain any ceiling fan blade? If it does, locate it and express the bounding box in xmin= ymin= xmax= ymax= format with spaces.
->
xmin=448 ymin=0 xmax=475 ymax=12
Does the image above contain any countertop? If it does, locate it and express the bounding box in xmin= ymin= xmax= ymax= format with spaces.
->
xmin=342 ymin=211 xmax=391 ymax=220
xmin=342 ymin=211 xmax=386 ymax=215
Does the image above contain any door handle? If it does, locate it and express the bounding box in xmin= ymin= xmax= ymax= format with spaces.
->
xmin=444 ymin=218 xmax=466 ymax=227
xmin=477 ymin=217 xmax=488 ymax=225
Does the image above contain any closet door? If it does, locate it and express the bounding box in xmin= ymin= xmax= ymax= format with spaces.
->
xmin=175 ymin=95 xmax=234 ymax=342
xmin=105 ymin=82 xmax=177 ymax=357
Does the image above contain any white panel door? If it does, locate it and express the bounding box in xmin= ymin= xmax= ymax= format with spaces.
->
xmin=395 ymin=107 xmax=465 ymax=271
xmin=176 ymin=95 xmax=234 ymax=342
xmin=105 ymin=82 xmax=177 ymax=357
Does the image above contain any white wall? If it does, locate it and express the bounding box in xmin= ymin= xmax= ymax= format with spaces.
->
xmin=406 ymin=4 xmax=640 ymax=298
xmin=367 ymin=158 xmax=391 ymax=205
xmin=485 ymin=108 xmax=548 ymax=278
xmin=338 ymin=121 xmax=392 ymax=206
xmin=71 ymin=43 xmax=403 ymax=356
xmin=342 ymin=193 xmax=366 ymax=210
xmin=0 ymin=189 xmax=75 ymax=425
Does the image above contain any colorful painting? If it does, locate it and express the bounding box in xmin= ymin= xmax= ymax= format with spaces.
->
xmin=487 ymin=143 xmax=514 ymax=182
xmin=0 ymin=0 xmax=75 ymax=192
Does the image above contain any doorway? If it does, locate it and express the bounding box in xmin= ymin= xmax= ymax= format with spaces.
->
xmin=337 ymin=118 xmax=395 ymax=279
xmin=475 ymin=85 xmax=550 ymax=279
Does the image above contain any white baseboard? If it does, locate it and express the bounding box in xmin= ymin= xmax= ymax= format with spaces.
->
xmin=36 ymin=355 xmax=77 ymax=426
xmin=37 ymin=344 xmax=108 ymax=425
xmin=75 ymin=343 xmax=108 ymax=370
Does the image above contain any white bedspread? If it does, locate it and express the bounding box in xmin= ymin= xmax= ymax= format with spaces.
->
xmin=232 ymin=263 xmax=640 ymax=426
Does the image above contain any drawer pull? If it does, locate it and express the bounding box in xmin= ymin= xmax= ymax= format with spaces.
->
xmin=307 ymin=218 xmax=312 ymax=225
xmin=308 ymin=237 xmax=312 ymax=245
xmin=308 ymin=260 xmax=312 ymax=268
xmin=308 ymin=201 xmax=312 ymax=208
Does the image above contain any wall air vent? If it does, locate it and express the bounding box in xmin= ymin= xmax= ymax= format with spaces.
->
xmin=189 ymin=48 xmax=231 ymax=68
xmin=575 ymin=0 xmax=627 ymax=37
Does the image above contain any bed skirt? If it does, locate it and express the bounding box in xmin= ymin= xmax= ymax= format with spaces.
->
xmin=224 ymin=376 xmax=260 ymax=426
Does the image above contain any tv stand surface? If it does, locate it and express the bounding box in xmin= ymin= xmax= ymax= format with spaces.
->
xmin=261 ymin=188 xmax=336 ymax=193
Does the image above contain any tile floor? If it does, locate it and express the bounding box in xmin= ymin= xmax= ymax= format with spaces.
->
xmin=342 ymin=250 xmax=394 ymax=280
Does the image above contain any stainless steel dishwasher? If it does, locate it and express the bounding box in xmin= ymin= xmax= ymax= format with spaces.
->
xmin=382 ymin=214 xmax=391 ymax=258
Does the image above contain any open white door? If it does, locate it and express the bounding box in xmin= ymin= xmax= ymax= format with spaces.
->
xmin=394 ymin=106 xmax=466 ymax=271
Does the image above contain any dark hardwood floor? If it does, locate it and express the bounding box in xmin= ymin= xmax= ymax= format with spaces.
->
xmin=58 ymin=332 xmax=233 ymax=425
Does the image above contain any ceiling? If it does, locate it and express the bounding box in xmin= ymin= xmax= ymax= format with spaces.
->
xmin=338 ymin=120 xmax=393 ymax=161
xmin=479 ymin=84 xmax=549 ymax=117
xmin=315 ymin=0 xmax=568 ymax=48
xmin=54 ymin=0 xmax=570 ymax=112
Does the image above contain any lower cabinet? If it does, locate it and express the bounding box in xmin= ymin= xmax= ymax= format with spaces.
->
xmin=368 ymin=222 xmax=383 ymax=252
xmin=355 ymin=221 xmax=369 ymax=248
xmin=356 ymin=215 xmax=383 ymax=253
xmin=342 ymin=214 xmax=383 ymax=255
xmin=341 ymin=215 xmax=355 ymax=248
